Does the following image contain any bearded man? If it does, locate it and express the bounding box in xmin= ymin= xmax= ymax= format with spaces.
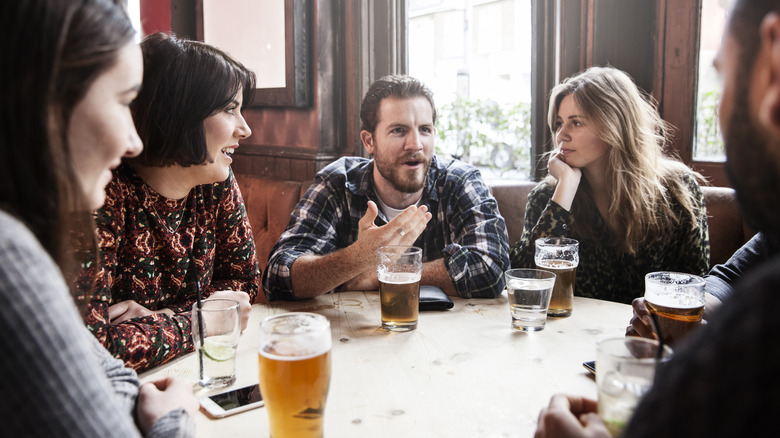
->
xmin=262 ymin=75 xmax=510 ymax=300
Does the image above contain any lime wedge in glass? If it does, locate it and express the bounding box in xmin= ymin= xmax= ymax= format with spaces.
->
xmin=202 ymin=338 xmax=235 ymax=362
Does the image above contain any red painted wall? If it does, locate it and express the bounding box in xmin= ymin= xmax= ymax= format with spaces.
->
xmin=139 ymin=0 xmax=171 ymax=35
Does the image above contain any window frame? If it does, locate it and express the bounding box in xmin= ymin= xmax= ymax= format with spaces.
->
xmin=655 ymin=0 xmax=728 ymax=187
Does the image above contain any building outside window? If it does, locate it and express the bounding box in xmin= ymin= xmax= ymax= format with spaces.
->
xmin=408 ymin=0 xmax=533 ymax=180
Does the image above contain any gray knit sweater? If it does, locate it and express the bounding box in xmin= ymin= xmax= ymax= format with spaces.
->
xmin=0 ymin=209 xmax=194 ymax=437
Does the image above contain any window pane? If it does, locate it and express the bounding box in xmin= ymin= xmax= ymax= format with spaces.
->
xmin=408 ymin=0 xmax=533 ymax=180
xmin=694 ymin=0 xmax=730 ymax=162
xmin=126 ymin=0 xmax=142 ymax=40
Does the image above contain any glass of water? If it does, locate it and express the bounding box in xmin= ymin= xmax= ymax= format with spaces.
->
xmin=192 ymin=299 xmax=241 ymax=388
xmin=596 ymin=337 xmax=673 ymax=437
xmin=504 ymin=269 xmax=557 ymax=331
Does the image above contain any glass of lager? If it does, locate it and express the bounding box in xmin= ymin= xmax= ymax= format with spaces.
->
xmin=191 ymin=299 xmax=241 ymax=389
xmin=534 ymin=237 xmax=579 ymax=317
xmin=376 ymin=246 xmax=422 ymax=332
xmin=258 ymin=312 xmax=332 ymax=438
xmin=597 ymin=337 xmax=673 ymax=437
xmin=644 ymin=271 xmax=706 ymax=346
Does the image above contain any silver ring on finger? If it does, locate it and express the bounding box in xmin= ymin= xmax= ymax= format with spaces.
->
xmin=398 ymin=227 xmax=407 ymax=237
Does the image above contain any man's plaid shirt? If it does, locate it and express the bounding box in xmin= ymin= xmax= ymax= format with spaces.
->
xmin=262 ymin=155 xmax=510 ymax=300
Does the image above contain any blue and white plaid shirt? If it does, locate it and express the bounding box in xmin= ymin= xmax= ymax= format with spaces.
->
xmin=262 ymin=155 xmax=510 ymax=300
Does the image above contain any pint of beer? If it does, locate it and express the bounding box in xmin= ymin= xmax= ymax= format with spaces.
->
xmin=258 ymin=313 xmax=332 ymax=438
xmin=376 ymin=246 xmax=422 ymax=332
xmin=535 ymin=237 xmax=579 ymax=317
xmin=644 ymin=271 xmax=705 ymax=346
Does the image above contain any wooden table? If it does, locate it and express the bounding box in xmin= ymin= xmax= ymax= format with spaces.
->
xmin=140 ymin=292 xmax=633 ymax=437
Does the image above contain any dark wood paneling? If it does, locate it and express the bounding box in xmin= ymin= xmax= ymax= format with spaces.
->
xmin=592 ymin=0 xmax=657 ymax=94
xmin=232 ymin=145 xmax=319 ymax=181
xmin=657 ymin=0 xmax=701 ymax=166
xmin=531 ymin=0 xmax=557 ymax=181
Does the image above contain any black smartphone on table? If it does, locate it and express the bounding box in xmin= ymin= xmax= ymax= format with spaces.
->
xmin=582 ymin=360 xmax=596 ymax=375
xmin=199 ymin=383 xmax=263 ymax=418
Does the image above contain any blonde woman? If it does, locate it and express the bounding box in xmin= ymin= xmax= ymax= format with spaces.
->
xmin=509 ymin=66 xmax=709 ymax=304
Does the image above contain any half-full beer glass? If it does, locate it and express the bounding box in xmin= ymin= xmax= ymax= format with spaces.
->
xmin=535 ymin=237 xmax=579 ymax=317
xmin=258 ymin=313 xmax=332 ymax=438
xmin=644 ymin=271 xmax=706 ymax=346
xmin=376 ymin=246 xmax=422 ymax=332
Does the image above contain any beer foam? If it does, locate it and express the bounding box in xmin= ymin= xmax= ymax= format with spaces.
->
xmin=645 ymin=289 xmax=704 ymax=309
xmin=377 ymin=271 xmax=420 ymax=284
xmin=261 ymin=337 xmax=331 ymax=361
xmin=259 ymin=313 xmax=332 ymax=360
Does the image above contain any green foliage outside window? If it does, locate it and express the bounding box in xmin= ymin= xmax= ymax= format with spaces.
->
xmin=435 ymin=96 xmax=532 ymax=178
xmin=695 ymin=88 xmax=725 ymax=161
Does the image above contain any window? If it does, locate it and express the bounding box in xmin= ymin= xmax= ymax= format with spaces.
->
xmin=694 ymin=0 xmax=730 ymax=162
xmin=408 ymin=0 xmax=534 ymax=180
xmin=127 ymin=0 xmax=142 ymax=41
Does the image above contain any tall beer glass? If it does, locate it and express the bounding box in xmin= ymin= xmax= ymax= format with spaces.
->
xmin=535 ymin=237 xmax=579 ymax=317
xmin=644 ymin=271 xmax=705 ymax=346
xmin=376 ymin=246 xmax=422 ymax=332
xmin=258 ymin=313 xmax=332 ymax=438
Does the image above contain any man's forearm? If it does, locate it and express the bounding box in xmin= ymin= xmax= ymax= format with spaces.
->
xmin=290 ymin=245 xmax=375 ymax=298
xmin=421 ymin=258 xmax=457 ymax=296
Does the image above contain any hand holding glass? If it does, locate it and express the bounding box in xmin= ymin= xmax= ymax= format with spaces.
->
xmin=644 ymin=271 xmax=706 ymax=346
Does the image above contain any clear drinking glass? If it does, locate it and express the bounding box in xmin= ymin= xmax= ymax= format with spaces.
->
xmin=596 ymin=337 xmax=673 ymax=437
xmin=376 ymin=246 xmax=423 ymax=332
xmin=258 ymin=313 xmax=332 ymax=438
xmin=504 ymin=269 xmax=557 ymax=331
xmin=535 ymin=237 xmax=579 ymax=317
xmin=644 ymin=271 xmax=706 ymax=346
xmin=192 ymin=299 xmax=241 ymax=388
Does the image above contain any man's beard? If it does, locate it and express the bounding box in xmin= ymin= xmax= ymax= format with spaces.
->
xmin=724 ymin=80 xmax=780 ymax=237
xmin=374 ymin=151 xmax=431 ymax=194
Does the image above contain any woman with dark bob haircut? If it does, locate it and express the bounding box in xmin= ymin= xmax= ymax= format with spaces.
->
xmin=1 ymin=1 xmax=196 ymax=436
xmin=79 ymin=32 xmax=258 ymax=372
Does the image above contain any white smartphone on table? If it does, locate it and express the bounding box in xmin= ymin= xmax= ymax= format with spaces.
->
xmin=199 ymin=383 xmax=263 ymax=418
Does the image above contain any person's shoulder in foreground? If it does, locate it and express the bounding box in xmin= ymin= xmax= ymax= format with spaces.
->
xmin=0 ymin=210 xmax=195 ymax=438
xmin=705 ymin=231 xmax=777 ymax=301
xmin=625 ymin=256 xmax=780 ymax=437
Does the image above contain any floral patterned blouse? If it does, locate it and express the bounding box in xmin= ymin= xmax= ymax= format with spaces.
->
xmin=509 ymin=174 xmax=710 ymax=304
xmin=81 ymin=164 xmax=260 ymax=372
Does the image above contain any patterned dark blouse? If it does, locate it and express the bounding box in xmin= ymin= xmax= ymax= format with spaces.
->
xmin=509 ymin=174 xmax=710 ymax=304
xmin=82 ymin=164 xmax=260 ymax=372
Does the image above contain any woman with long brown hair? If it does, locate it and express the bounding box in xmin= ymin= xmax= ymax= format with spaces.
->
xmin=510 ymin=66 xmax=709 ymax=304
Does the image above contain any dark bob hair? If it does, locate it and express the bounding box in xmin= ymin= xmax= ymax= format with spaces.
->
xmin=130 ymin=32 xmax=256 ymax=167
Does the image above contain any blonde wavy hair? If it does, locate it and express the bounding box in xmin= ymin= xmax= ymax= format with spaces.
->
xmin=545 ymin=66 xmax=704 ymax=254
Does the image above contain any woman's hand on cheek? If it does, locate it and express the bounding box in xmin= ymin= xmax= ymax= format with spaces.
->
xmin=548 ymin=151 xmax=582 ymax=184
